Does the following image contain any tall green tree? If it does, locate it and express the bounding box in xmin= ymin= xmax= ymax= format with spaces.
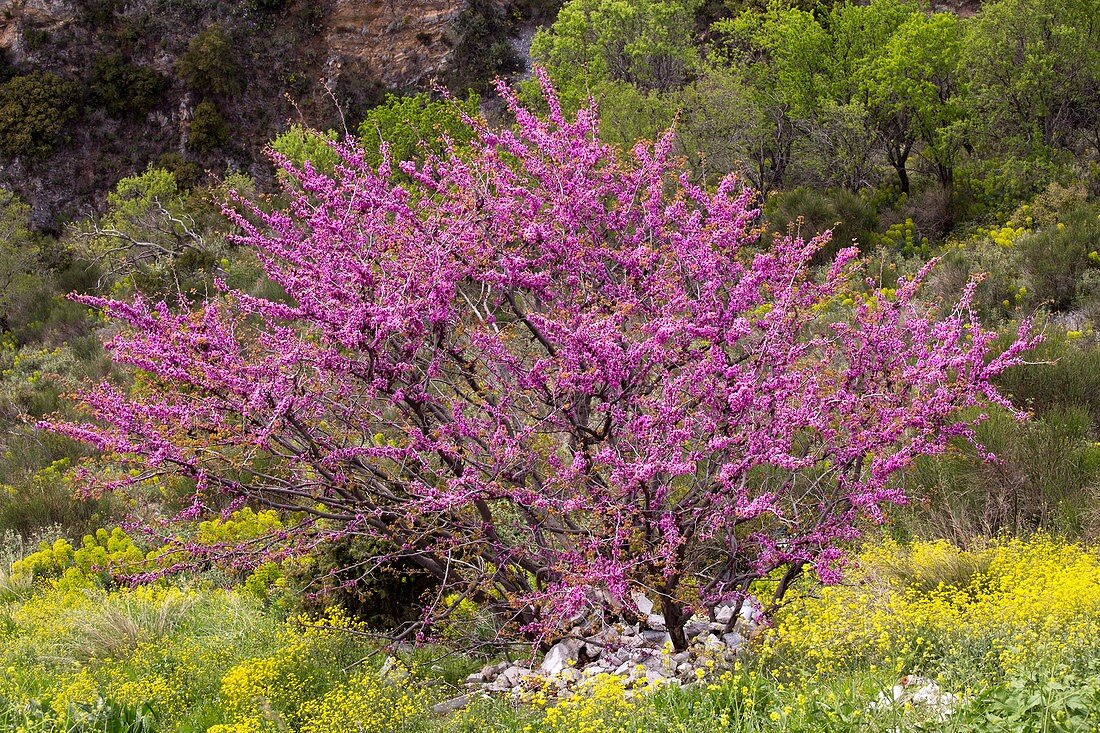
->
xmin=965 ymin=0 xmax=1100 ymax=155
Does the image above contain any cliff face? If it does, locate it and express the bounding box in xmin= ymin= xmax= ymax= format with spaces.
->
xmin=324 ymin=0 xmax=468 ymax=89
xmin=0 ymin=0 xmax=530 ymax=227
xmin=0 ymin=1 xmax=79 ymax=63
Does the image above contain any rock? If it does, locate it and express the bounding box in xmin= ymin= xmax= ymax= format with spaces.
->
xmin=632 ymin=591 xmax=654 ymax=616
xmin=645 ymin=669 xmax=668 ymax=684
xmin=646 ymin=613 xmax=667 ymax=630
xmin=641 ymin=630 xmax=672 ymax=646
xmin=480 ymin=661 xmax=509 ymax=682
xmin=582 ymin=641 xmax=603 ymax=660
xmin=431 ymin=693 xmax=474 ymax=714
xmin=464 ymin=672 xmax=484 ymax=685
xmin=541 ymin=638 xmax=584 ymax=675
xmin=701 ymin=634 xmax=726 ymax=654
xmin=715 ymin=604 xmax=735 ymax=625
xmin=500 ymin=665 xmax=530 ymax=687
xmin=722 ymin=632 xmax=745 ymax=650
xmin=870 ymin=675 xmax=957 ymax=721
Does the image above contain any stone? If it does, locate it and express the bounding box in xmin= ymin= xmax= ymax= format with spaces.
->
xmin=541 ymin=638 xmax=584 ymax=675
xmin=632 ymin=591 xmax=654 ymax=616
xmin=722 ymin=632 xmax=745 ymax=650
xmin=646 ymin=613 xmax=667 ymax=630
xmin=645 ymin=669 xmax=668 ymax=684
xmin=641 ymin=630 xmax=672 ymax=646
xmin=431 ymin=693 xmax=474 ymax=714
xmin=498 ymin=665 xmax=530 ymax=688
xmin=480 ymin=661 xmax=509 ymax=682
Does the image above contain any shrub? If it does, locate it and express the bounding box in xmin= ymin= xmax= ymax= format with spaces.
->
xmin=357 ymin=92 xmax=478 ymax=169
xmin=902 ymin=405 xmax=1100 ymax=539
xmin=763 ymin=186 xmax=879 ymax=261
xmin=89 ymin=55 xmax=169 ymax=121
xmin=1016 ymin=204 xmax=1100 ymax=311
xmin=0 ymin=72 xmax=78 ymax=159
xmin=177 ymin=26 xmax=239 ymax=96
xmin=187 ymin=100 xmax=228 ymax=152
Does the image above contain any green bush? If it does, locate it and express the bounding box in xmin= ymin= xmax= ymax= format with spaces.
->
xmin=187 ymin=100 xmax=228 ymax=152
xmin=89 ymin=55 xmax=169 ymax=121
xmin=0 ymin=72 xmax=78 ymax=159
xmin=902 ymin=404 xmax=1100 ymax=540
xmin=177 ymin=25 xmax=239 ymax=96
xmin=995 ymin=331 xmax=1100 ymax=427
xmin=763 ymin=186 xmax=879 ymax=261
xmin=1016 ymin=204 xmax=1100 ymax=311
xmin=358 ymin=92 xmax=479 ymax=169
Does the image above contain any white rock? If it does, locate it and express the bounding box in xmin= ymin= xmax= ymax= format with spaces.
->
xmin=632 ymin=591 xmax=655 ymax=616
xmin=541 ymin=638 xmax=584 ymax=675
xmin=646 ymin=613 xmax=667 ymax=630
xmin=722 ymin=632 xmax=745 ymax=650
xmin=498 ymin=665 xmax=530 ymax=688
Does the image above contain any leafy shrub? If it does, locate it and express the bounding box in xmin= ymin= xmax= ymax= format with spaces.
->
xmin=271 ymin=124 xmax=340 ymax=173
xmin=152 ymin=152 xmax=203 ymax=190
xmin=763 ymin=186 xmax=879 ymax=261
xmin=1016 ymin=204 xmax=1100 ymax=311
xmin=177 ymin=26 xmax=239 ymax=96
xmin=187 ymin=100 xmax=228 ymax=152
xmin=0 ymin=72 xmax=78 ymax=159
xmin=903 ymin=405 xmax=1100 ymax=539
xmin=89 ymin=55 xmax=169 ymax=121
xmin=994 ymin=330 xmax=1100 ymax=426
xmin=358 ymin=92 xmax=478 ymax=169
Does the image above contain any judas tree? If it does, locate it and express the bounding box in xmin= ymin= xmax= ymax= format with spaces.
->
xmin=50 ymin=74 xmax=1035 ymax=649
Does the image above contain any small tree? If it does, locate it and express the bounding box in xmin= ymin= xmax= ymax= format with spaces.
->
xmin=178 ymin=25 xmax=239 ymax=97
xmin=0 ymin=72 xmax=78 ymax=160
xmin=50 ymin=74 xmax=1035 ymax=648
xmin=188 ymin=100 xmax=228 ymax=152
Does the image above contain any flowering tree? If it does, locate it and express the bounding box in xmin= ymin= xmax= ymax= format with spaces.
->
xmin=50 ymin=74 xmax=1035 ymax=649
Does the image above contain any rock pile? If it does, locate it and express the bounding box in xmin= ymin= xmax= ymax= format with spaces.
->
xmin=461 ymin=598 xmax=760 ymax=700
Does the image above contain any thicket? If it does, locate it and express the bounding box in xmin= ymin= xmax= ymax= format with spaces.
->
xmin=0 ymin=72 xmax=79 ymax=159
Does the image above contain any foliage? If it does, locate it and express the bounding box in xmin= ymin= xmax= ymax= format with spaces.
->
xmin=271 ymin=125 xmax=340 ymax=174
xmin=1015 ymin=204 xmax=1100 ymax=311
xmin=90 ymin=55 xmax=170 ymax=121
xmin=964 ymin=0 xmax=1100 ymax=155
xmin=50 ymin=74 xmax=1036 ymax=650
xmin=0 ymin=72 xmax=78 ymax=159
xmin=532 ymin=0 xmax=703 ymax=94
xmin=357 ymin=93 xmax=479 ymax=169
xmin=188 ymin=100 xmax=229 ymax=153
xmin=76 ymin=166 xmax=224 ymax=290
xmin=177 ymin=25 xmax=240 ymax=97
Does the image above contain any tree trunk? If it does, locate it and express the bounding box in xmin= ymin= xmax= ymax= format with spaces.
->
xmin=661 ymin=595 xmax=689 ymax=651
xmin=894 ymin=162 xmax=910 ymax=196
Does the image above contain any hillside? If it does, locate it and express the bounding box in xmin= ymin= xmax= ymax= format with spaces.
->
xmin=0 ymin=0 xmax=543 ymax=229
